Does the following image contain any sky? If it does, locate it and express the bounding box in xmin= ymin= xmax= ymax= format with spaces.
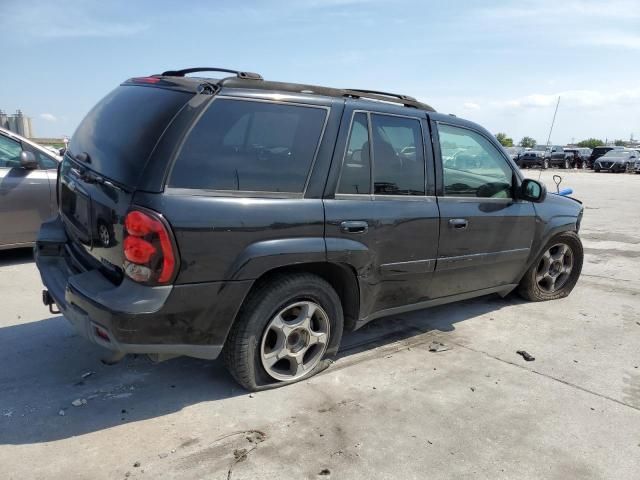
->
xmin=2 ymin=0 xmax=640 ymax=145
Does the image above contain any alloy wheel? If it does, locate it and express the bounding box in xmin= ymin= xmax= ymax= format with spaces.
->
xmin=260 ymin=301 xmax=330 ymax=381
xmin=536 ymin=243 xmax=574 ymax=293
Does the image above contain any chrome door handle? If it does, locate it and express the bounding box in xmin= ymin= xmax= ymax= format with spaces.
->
xmin=340 ymin=220 xmax=369 ymax=234
xmin=449 ymin=218 xmax=469 ymax=230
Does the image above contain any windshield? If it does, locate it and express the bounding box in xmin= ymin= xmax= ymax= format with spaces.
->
xmin=602 ymin=151 xmax=630 ymax=158
xmin=532 ymin=145 xmax=548 ymax=151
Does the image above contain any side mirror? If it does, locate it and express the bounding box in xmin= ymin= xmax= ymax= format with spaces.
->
xmin=519 ymin=178 xmax=546 ymax=203
xmin=20 ymin=151 xmax=38 ymax=170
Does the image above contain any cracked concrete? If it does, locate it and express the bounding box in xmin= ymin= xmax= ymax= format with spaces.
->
xmin=1 ymin=169 xmax=639 ymax=479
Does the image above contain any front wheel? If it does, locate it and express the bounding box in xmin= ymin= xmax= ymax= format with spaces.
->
xmin=223 ymin=273 xmax=344 ymax=391
xmin=518 ymin=232 xmax=583 ymax=301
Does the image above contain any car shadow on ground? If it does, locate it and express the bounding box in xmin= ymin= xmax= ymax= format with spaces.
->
xmin=0 ymin=247 xmax=34 ymax=267
xmin=0 ymin=290 xmax=524 ymax=446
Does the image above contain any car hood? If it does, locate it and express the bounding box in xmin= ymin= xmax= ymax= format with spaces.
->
xmin=596 ymin=157 xmax=627 ymax=164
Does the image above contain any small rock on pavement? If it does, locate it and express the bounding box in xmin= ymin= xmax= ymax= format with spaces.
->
xmin=319 ymin=468 xmax=331 ymax=476
xmin=133 ymin=461 xmax=141 ymax=468
xmin=249 ymin=393 xmax=255 ymax=398
xmin=428 ymin=341 xmax=450 ymax=353
xmin=71 ymin=398 xmax=87 ymax=407
xmin=516 ymin=350 xmax=535 ymax=362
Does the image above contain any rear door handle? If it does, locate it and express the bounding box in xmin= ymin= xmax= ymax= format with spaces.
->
xmin=340 ymin=220 xmax=368 ymax=234
xmin=449 ymin=218 xmax=469 ymax=230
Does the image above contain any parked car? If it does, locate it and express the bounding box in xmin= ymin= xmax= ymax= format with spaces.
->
xmin=518 ymin=145 xmax=554 ymax=169
xmin=0 ymin=127 xmax=60 ymax=250
xmin=503 ymin=146 xmax=523 ymax=162
xmin=518 ymin=145 xmax=549 ymax=168
xmin=563 ymin=148 xmax=591 ymax=169
xmin=587 ymin=146 xmax=624 ymax=169
xmin=548 ymin=146 xmax=578 ymax=169
xmin=593 ymin=150 xmax=638 ymax=173
xmin=36 ymin=68 xmax=584 ymax=390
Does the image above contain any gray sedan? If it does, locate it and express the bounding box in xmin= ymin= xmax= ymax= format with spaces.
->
xmin=0 ymin=127 xmax=60 ymax=249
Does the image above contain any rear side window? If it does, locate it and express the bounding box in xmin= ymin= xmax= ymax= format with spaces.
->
xmin=371 ymin=114 xmax=425 ymax=195
xmin=68 ymin=86 xmax=190 ymax=186
xmin=170 ymin=99 xmax=327 ymax=193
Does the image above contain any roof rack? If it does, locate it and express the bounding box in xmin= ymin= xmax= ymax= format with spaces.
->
xmin=159 ymin=67 xmax=263 ymax=80
xmin=343 ymin=88 xmax=433 ymax=111
xmin=346 ymin=88 xmax=417 ymax=102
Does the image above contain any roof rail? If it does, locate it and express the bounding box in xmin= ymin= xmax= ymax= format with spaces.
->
xmin=346 ymin=88 xmax=417 ymax=102
xmin=343 ymin=88 xmax=434 ymax=111
xmin=159 ymin=67 xmax=263 ymax=80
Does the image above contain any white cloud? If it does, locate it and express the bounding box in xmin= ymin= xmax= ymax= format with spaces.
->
xmin=484 ymin=0 xmax=640 ymax=21
xmin=494 ymin=88 xmax=640 ymax=110
xmin=2 ymin=1 xmax=148 ymax=38
xmin=463 ymin=102 xmax=481 ymax=110
xmin=578 ymin=32 xmax=640 ymax=50
xmin=39 ymin=113 xmax=57 ymax=122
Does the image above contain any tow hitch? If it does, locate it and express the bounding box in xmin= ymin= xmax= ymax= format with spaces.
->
xmin=42 ymin=290 xmax=61 ymax=315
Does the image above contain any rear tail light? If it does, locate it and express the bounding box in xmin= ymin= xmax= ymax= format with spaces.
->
xmin=123 ymin=209 xmax=178 ymax=284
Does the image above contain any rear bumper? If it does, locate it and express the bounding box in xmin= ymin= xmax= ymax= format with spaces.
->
xmin=36 ymin=216 xmax=252 ymax=359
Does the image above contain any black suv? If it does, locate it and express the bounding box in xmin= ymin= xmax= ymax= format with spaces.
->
xmin=36 ymin=67 xmax=584 ymax=390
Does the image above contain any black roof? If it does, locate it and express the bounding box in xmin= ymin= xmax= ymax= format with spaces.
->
xmin=125 ymin=67 xmax=436 ymax=112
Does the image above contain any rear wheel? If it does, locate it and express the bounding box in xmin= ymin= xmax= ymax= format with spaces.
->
xmin=223 ymin=273 xmax=343 ymax=391
xmin=518 ymin=232 xmax=583 ymax=301
xmin=564 ymin=158 xmax=570 ymax=169
xmin=543 ymin=159 xmax=549 ymax=169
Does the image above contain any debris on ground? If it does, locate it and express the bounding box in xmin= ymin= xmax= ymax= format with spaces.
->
xmin=428 ymin=341 xmax=450 ymax=353
xmin=58 ymin=409 xmax=65 ymax=416
xmin=71 ymin=398 xmax=87 ymax=407
xmin=319 ymin=468 xmax=331 ymax=476
xmin=81 ymin=371 xmax=95 ymax=379
xmin=470 ymin=387 xmax=476 ymax=392
xmin=233 ymin=448 xmax=248 ymax=462
xmin=133 ymin=461 xmax=141 ymax=468
xmin=246 ymin=431 xmax=266 ymax=444
xmin=249 ymin=394 xmax=255 ymax=398
xmin=516 ymin=350 xmax=535 ymax=362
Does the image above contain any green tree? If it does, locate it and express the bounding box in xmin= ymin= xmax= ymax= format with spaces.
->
xmin=495 ymin=132 xmax=514 ymax=147
xmin=576 ymin=138 xmax=604 ymax=149
xmin=614 ymin=139 xmax=626 ymax=146
xmin=519 ymin=136 xmax=537 ymax=148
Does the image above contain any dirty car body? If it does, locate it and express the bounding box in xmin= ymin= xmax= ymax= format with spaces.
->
xmin=35 ymin=68 xmax=584 ymax=389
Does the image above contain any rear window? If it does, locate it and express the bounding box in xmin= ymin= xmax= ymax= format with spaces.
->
xmin=68 ymin=85 xmax=190 ymax=185
xmin=169 ymin=98 xmax=327 ymax=193
xmin=592 ymin=147 xmax=611 ymax=155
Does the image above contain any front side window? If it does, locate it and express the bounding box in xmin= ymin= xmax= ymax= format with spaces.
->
xmin=170 ymin=99 xmax=327 ymax=193
xmin=438 ymin=124 xmax=513 ymax=198
xmin=337 ymin=112 xmax=371 ymax=194
xmin=0 ymin=135 xmax=22 ymax=168
xmin=371 ymin=114 xmax=425 ymax=195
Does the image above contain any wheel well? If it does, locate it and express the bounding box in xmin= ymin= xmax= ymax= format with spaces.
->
xmin=245 ymin=263 xmax=360 ymax=331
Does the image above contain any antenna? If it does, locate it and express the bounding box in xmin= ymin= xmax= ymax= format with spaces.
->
xmin=539 ymin=96 xmax=561 ymax=181
xmin=545 ymin=96 xmax=560 ymax=147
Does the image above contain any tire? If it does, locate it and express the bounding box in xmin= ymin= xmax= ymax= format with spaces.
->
xmin=564 ymin=158 xmax=570 ymax=169
xmin=518 ymin=231 xmax=583 ymax=302
xmin=223 ymin=273 xmax=344 ymax=391
xmin=543 ymin=159 xmax=549 ymax=169
xmin=594 ymin=167 xmax=600 ymax=172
